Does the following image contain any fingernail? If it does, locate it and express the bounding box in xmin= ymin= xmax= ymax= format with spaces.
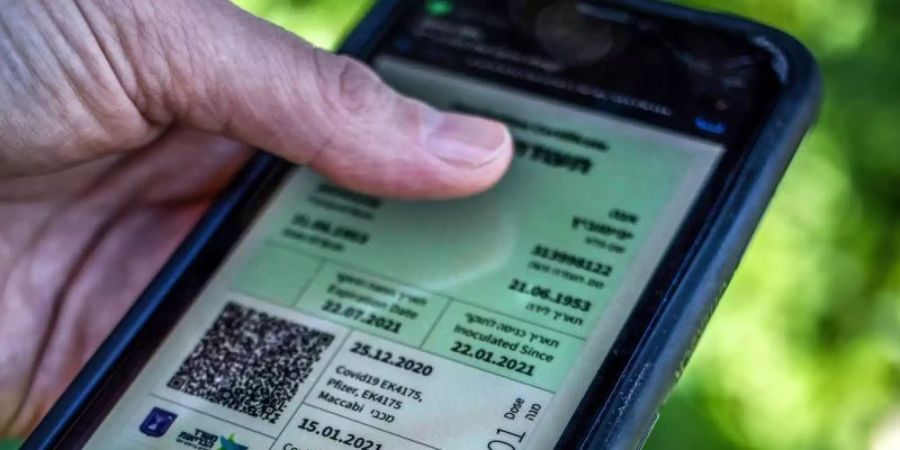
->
xmin=422 ymin=109 xmax=509 ymax=168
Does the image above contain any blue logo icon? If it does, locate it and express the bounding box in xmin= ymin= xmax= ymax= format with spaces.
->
xmin=219 ymin=434 xmax=249 ymax=450
xmin=139 ymin=407 xmax=178 ymax=438
xmin=695 ymin=116 xmax=728 ymax=135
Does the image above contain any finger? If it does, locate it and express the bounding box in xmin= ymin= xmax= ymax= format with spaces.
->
xmin=82 ymin=0 xmax=514 ymax=199
xmin=0 ymin=130 xmax=248 ymax=437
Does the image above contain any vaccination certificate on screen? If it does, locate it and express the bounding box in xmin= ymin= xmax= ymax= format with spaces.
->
xmin=86 ymin=55 xmax=721 ymax=450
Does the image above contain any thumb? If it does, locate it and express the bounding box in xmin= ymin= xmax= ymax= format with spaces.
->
xmin=89 ymin=0 xmax=513 ymax=198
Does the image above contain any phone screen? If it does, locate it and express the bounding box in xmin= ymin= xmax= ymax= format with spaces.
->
xmin=82 ymin=2 xmax=780 ymax=449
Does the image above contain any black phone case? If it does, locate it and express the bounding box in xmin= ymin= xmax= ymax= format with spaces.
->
xmin=22 ymin=1 xmax=821 ymax=449
xmin=566 ymin=2 xmax=821 ymax=449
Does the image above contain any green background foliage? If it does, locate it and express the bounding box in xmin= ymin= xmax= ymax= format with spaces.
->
xmin=4 ymin=0 xmax=897 ymax=448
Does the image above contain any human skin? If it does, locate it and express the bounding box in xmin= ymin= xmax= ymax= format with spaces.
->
xmin=0 ymin=0 xmax=512 ymax=437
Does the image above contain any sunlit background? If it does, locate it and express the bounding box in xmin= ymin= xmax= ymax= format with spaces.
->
xmin=4 ymin=0 xmax=897 ymax=449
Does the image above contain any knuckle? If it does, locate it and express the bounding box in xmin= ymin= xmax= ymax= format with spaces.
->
xmin=313 ymin=50 xmax=394 ymax=118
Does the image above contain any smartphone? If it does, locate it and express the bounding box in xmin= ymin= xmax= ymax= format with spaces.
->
xmin=25 ymin=1 xmax=820 ymax=449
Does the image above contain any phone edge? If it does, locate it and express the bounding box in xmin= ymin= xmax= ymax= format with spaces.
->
xmin=579 ymin=3 xmax=824 ymax=450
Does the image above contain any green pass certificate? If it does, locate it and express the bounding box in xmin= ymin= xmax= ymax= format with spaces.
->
xmin=87 ymin=56 xmax=720 ymax=449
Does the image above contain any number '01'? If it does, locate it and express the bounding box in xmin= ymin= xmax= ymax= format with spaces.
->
xmin=489 ymin=428 xmax=527 ymax=449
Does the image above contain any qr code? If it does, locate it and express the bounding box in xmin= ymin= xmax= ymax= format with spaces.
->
xmin=167 ymin=302 xmax=335 ymax=423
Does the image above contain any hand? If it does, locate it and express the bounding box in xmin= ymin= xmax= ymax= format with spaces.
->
xmin=0 ymin=0 xmax=512 ymax=437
